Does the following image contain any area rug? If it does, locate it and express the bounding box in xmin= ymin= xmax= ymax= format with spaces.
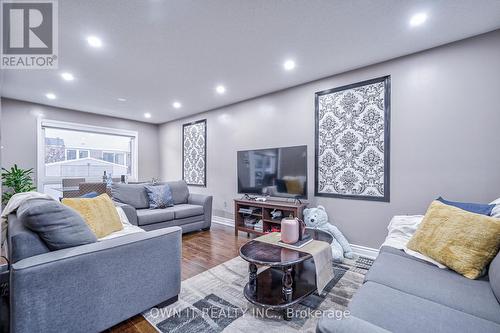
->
xmin=143 ymin=255 xmax=373 ymax=333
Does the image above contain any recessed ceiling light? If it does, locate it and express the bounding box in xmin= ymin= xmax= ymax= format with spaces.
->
xmin=45 ymin=93 xmax=56 ymax=100
xmin=86 ymin=36 xmax=103 ymax=48
xmin=60 ymin=72 xmax=74 ymax=81
xmin=216 ymin=85 xmax=226 ymax=94
xmin=144 ymin=112 xmax=152 ymax=119
xmin=117 ymin=97 xmax=127 ymax=102
xmin=283 ymin=59 xmax=296 ymax=71
xmin=409 ymin=12 xmax=427 ymax=27
xmin=173 ymin=101 xmax=182 ymax=109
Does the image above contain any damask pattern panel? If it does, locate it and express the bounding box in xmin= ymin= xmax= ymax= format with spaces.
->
xmin=182 ymin=119 xmax=207 ymax=186
xmin=315 ymin=76 xmax=390 ymax=202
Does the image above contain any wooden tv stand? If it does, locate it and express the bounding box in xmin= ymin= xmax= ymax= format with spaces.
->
xmin=234 ymin=198 xmax=307 ymax=236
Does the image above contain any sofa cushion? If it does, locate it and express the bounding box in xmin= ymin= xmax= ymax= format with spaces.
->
xmin=62 ymin=194 xmax=124 ymax=238
xmin=365 ymin=251 xmax=500 ymax=323
xmin=163 ymin=180 xmax=189 ymax=205
xmin=169 ymin=204 xmax=204 ymax=219
xmin=317 ymin=315 xmax=390 ymax=333
xmin=378 ymin=245 xmax=441 ymax=266
xmin=144 ymin=184 xmax=174 ymax=209
xmin=136 ymin=209 xmax=175 ymax=226
xmin=8 ymin=214 xmax=50 ymax=263
xmin=350 ymin=281 xmax=500 ymax=333
xmin=111 ymin=183 xmax=150 ymax=209
xmin=407 ymin=200 xmax=500 ymax=279
xmin=490 ymin=252 xmax=500 ymax=303
xmin=18 ymin=198 xmax=97 ymax=251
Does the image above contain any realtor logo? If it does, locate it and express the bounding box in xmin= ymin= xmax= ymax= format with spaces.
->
xmin=1 ymin=0 xmax=58 ymax=69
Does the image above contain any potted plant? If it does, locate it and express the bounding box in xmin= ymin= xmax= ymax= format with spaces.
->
xmin=1 ymin=164 xmax=37 ymax=206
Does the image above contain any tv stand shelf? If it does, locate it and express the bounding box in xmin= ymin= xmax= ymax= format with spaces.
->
xmin=234 ymin=199 xmax=307 ymax=236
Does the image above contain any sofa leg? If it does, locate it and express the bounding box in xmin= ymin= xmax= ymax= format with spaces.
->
xmin=202 ymin=226 xmax=211 ymax=231
xmin=156 ymin=295 xmax=178 ymax=308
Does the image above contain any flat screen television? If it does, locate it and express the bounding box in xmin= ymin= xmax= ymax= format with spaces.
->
xmin=237 ymin=145 xmax=307 ymax=199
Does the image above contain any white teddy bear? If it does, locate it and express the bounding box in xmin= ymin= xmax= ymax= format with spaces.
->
xmin=303 ymin=205 xmax=356 ymax=262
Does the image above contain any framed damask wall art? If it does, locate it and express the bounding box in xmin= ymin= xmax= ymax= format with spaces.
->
xmin=182 ymin=119 xmax=207 ymax=187
xmin=315 ymin=76 xmax=390 ymax=202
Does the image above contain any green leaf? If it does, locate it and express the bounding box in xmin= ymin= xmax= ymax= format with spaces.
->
xmin=1 ymin=165 xmax=36 ymax=205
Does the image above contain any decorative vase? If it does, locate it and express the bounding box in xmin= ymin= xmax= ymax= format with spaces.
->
xmin=281 ymin=216 xmax=305 ymax=244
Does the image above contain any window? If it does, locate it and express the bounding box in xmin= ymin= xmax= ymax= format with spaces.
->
xmin=66 ymin=149 xmax=77 ymax=160
xmin=38 ymin=119 xmax=138 ymax=198
xmin=115 ymin=153 xmax=125 ymax=165
xmin=79 ymin=150 xmax=89 ymax=159
xmin=102 ymin=152 xmax=115 ymax=163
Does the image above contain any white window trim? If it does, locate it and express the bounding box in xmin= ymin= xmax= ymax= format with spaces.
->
xmin=37 ymin=118 xmax=139 ymax=189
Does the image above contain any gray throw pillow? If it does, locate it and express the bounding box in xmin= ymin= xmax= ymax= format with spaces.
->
xmin=111 ymin=183 xmax=150 ymax=209
xmin=144 ymin=184 xmax=174 ymax=209
xmin=164 ymin=180 xmax=189 ymax=204
xmin=17 ymin=198 xmax=97 ymax=250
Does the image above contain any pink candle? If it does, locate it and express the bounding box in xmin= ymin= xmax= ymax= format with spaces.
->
xmin=281 ymin=217 xmax=299 ymax=244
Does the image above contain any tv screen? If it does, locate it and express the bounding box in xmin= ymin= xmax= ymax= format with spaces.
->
xmin=237 ymin=145 xmax=307 ymax=199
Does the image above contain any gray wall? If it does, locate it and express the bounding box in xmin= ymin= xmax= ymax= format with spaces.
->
xmin=0 ymin=98 xmax=161 ymax=182
xmin=158 ymin=30 xmax=500 ymax=249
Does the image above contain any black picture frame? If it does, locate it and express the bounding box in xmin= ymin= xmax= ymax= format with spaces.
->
xmin=182 ymin=119 xmax=207 ymax=187
xmin=314 ymin=76 xmax=391 ymax=202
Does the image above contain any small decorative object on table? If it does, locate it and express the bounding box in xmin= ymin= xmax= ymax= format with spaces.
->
xmin=280 ymin=215 xmax=306 ymax=244
xmin=106 ymin=173 xmax=113 ymax=187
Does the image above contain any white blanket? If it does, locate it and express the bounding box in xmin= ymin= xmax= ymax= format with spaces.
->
xmin=381 ymin=215 xmax=447 ymax=269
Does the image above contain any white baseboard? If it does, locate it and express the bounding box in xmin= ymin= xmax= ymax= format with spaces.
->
xmin=350 ymin=244 xmax=379 ymax=259
xmin=212 ymin=216 xmax=379 ymax=259
xmin=212 ymin=216 xmax=235 ymax=227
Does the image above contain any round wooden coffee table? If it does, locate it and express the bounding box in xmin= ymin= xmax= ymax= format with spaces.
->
xmin=239 ymin=228 xmax=333 ymax=320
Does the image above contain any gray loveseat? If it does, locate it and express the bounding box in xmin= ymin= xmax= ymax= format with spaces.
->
xmin=317 ymin=246 xmax=500 ymax=333
xmin=7 ymin=213 xmax=181 ymax=333
xmin=111 ymin=180 xmax=212 ymax=234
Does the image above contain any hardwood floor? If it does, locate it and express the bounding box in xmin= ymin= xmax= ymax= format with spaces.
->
xmin=108 ymin=223 xmax=252 ymax=333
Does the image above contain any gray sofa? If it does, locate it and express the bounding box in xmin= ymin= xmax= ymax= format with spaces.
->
xmin=7 ymin=213 xmax=182 ymax=333
xmin=111 ymin=180 xmax=213 ymax=234
xmin=318 ymin=246 xmax=500 ymax=333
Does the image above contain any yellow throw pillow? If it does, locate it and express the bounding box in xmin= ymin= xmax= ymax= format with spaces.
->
xmin=62 ymin=194 xmax=123 ymax=238
xmin=407 ymin=200 xmax=500 ymax=279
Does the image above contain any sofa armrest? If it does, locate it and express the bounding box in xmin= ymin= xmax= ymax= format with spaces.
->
xmin=113 ymin=200 xmax=138 ymax=225
xmin=317 ymin=316 xmax=390 ymax=333
xmin=188 ymin=193 xmax=212 ymax=228
xmin=10 ymin=227 xmax=181 ymax=333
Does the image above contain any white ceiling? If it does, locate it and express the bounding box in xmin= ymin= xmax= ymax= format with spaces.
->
xmin=2 ymin=0 xmax=500 ymax=124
